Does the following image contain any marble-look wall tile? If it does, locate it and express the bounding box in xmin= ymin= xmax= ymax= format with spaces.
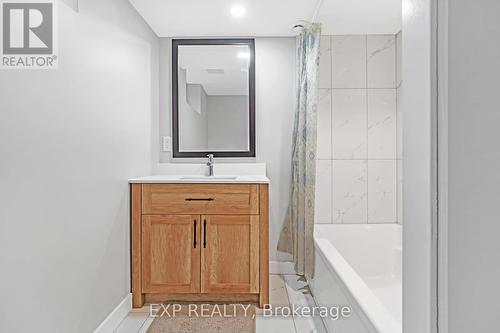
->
xmin=368 ymin=89 xmax=397 ymax=159
xmin=367 ymin=35 xmax=396 ymax=88
xmin=332 ymin=35 xmax=367 ymax=88
xmin=397 ymin=159 xmax=403 ymax=224
xmin=318 ymin=35 xmax=332 ymax=88
xmin=333 ymin=160 xmax=367 ymax=223
xmin=317 ymin=89 xmax=332 ymax=159
xmin=396 ymin=31 xmax=403 ymax=225
xmin=368 ymin=160 xmax=397 ymax=223
xmin=315 ymin=160 xmax=333 ymax=223
xmin=396 ymin=31 xmax=402 ymax=87
xmin=332 ymin=89 xmax=367 ymax=159
xmin=314 ymin=34 xmax=401 ymax=225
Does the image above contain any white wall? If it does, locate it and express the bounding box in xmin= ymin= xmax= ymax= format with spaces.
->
xmin=207 ymin=95 xmax=249 ymax=150
xmin=159 ymin=37 xmax=172 ymax=163
xmin=314 ymin=34 xmax=402 ymax=225
xmin=254 ymin=38 xmax=296 ymax=261
xmin=159 ymin=37 xmax=296 ymax=261
xmin=0 ymin=0 xmax=159 ymax=332
xmin=401 ymin=0 xmax=434 ymax=332
xmin=446 ymin=0 xmax=500 ymax=331
xmin=178 ymin=68 xmax=208 ymax=151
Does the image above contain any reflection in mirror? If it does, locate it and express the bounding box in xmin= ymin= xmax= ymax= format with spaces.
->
xmin=179 ymin=44 xmax=249 ymax=152
xmin=173 ymin=39 xmax=255 ymax=158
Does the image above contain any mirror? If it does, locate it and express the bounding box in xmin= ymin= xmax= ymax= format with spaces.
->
xmin=172 ymin=39 xmax=255 ymax=158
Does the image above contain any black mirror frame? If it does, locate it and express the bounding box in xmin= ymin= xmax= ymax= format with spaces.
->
xmin=172 ymin=38 xmax=256 ymax=158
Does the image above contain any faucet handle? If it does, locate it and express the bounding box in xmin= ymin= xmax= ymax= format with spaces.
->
xmin=206 ymin=154 xmax=214 ymax=176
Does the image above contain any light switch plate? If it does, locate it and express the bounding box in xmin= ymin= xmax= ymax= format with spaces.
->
xmin=162 ymin=136 xmax=172 ymax=152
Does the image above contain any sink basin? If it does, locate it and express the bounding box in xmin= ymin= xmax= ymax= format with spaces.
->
xmin=179 ymin=175 xmax=238 ymax=180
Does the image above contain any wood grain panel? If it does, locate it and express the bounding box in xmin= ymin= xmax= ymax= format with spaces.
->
xmin=201 ymin=215 xmax=259 ymax=293
xmin=132 ymin=182 xmax=269 ymax=307
xmin=142 ymin=215 xmax=200 ymax=293
xmin=142 ymin=184 xmax=259 ymax=215
xmin=131 ymin=184 xmax=144 ymax=308
xmin=259 ymin=184 xmax=269 ymax=307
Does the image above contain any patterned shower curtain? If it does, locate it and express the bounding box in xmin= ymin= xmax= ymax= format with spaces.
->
xmin=278 ymin=23 xmax=321 ymax=278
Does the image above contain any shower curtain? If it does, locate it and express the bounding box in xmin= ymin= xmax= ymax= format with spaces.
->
xmin=278 ymin=23 xmax=321 ymax=278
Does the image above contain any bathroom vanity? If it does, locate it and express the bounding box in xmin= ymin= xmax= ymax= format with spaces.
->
xmin=127 ymin=38 xmax=269 ymax=308
xmin=129 ymin=176 xmax=269 ymax=308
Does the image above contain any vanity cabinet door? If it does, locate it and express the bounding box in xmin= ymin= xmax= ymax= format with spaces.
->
xmin=201 ymin=215 xmax=259 ymax=294
xmin=142 ymin=215 xmax=200 ymax=293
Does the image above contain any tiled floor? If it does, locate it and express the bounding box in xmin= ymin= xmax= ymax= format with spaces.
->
xmin=114 ymin=274 xmax=327 ymax=333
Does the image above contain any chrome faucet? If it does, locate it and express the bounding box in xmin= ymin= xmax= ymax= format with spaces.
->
xmin=206 ymin=154 xmax=214 ymax=176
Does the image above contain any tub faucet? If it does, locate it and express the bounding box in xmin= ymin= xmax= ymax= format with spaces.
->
xmin=206 ymin=154 xmax=214 ymax=176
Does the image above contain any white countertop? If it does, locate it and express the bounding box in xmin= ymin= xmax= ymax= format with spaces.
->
xmin=128 ymin=174 xmax=270 ymax=184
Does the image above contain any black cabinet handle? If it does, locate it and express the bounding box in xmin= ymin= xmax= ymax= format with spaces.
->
xmin=193 ymin=220 xmax=197 ymax=248
xmin=203 ymin=220 xmax=207 ymax=248
xmin=185 ymin=198 xmax=214 ymax=201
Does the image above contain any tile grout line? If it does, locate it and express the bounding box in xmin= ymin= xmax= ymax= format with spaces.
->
xmin=330 ymin=35 xmax=334 ymax=226
xmin=327 ymin=87 xmax=396 ymax=90
xmin=135 ymin=315 xmax=149 ymax=333
xmin=330 ymin=35 xmax=335 ymax=223
xmin=366 ymin=34 xmax=369 ymax=224
xmin=281 ymin=274 xmax=300 ymax=333
xmin=317 ymin=158 xmax=402 ymax=160
xmin=304 ymin=277 xmax=329 ymax=333
xmin=330 ymin=88 xmax=334 ymax=225
xmin=285 ymin=274 xmax=329 ymax=333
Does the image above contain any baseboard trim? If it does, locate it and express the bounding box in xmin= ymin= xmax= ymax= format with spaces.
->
xmin=93 ymin=293 xmax=132 ymax=333
xmin=269 ymin=261 xmax=296 ymax=275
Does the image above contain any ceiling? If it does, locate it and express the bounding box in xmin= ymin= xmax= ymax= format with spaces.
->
xmin=129 ymin=0 xmax=402 ymax=37
xmin=179 ymin=45 xmax=249 ymax=95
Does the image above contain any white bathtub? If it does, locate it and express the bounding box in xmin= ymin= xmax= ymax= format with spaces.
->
xmin=310 ymin=224 xmax=402 ymax=333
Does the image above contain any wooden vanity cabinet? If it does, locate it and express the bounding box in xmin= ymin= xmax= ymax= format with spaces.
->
xmin=141 ymin=215 xmax=200 ymax=294
xmin=131 ymin=183 xmax=269 ymax=308
xmin=201 ymin=215 xmax=260 ymax=294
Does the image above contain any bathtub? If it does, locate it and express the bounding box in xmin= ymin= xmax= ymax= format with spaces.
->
xmin=309 ymin=224 xmax=402 ymax=333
